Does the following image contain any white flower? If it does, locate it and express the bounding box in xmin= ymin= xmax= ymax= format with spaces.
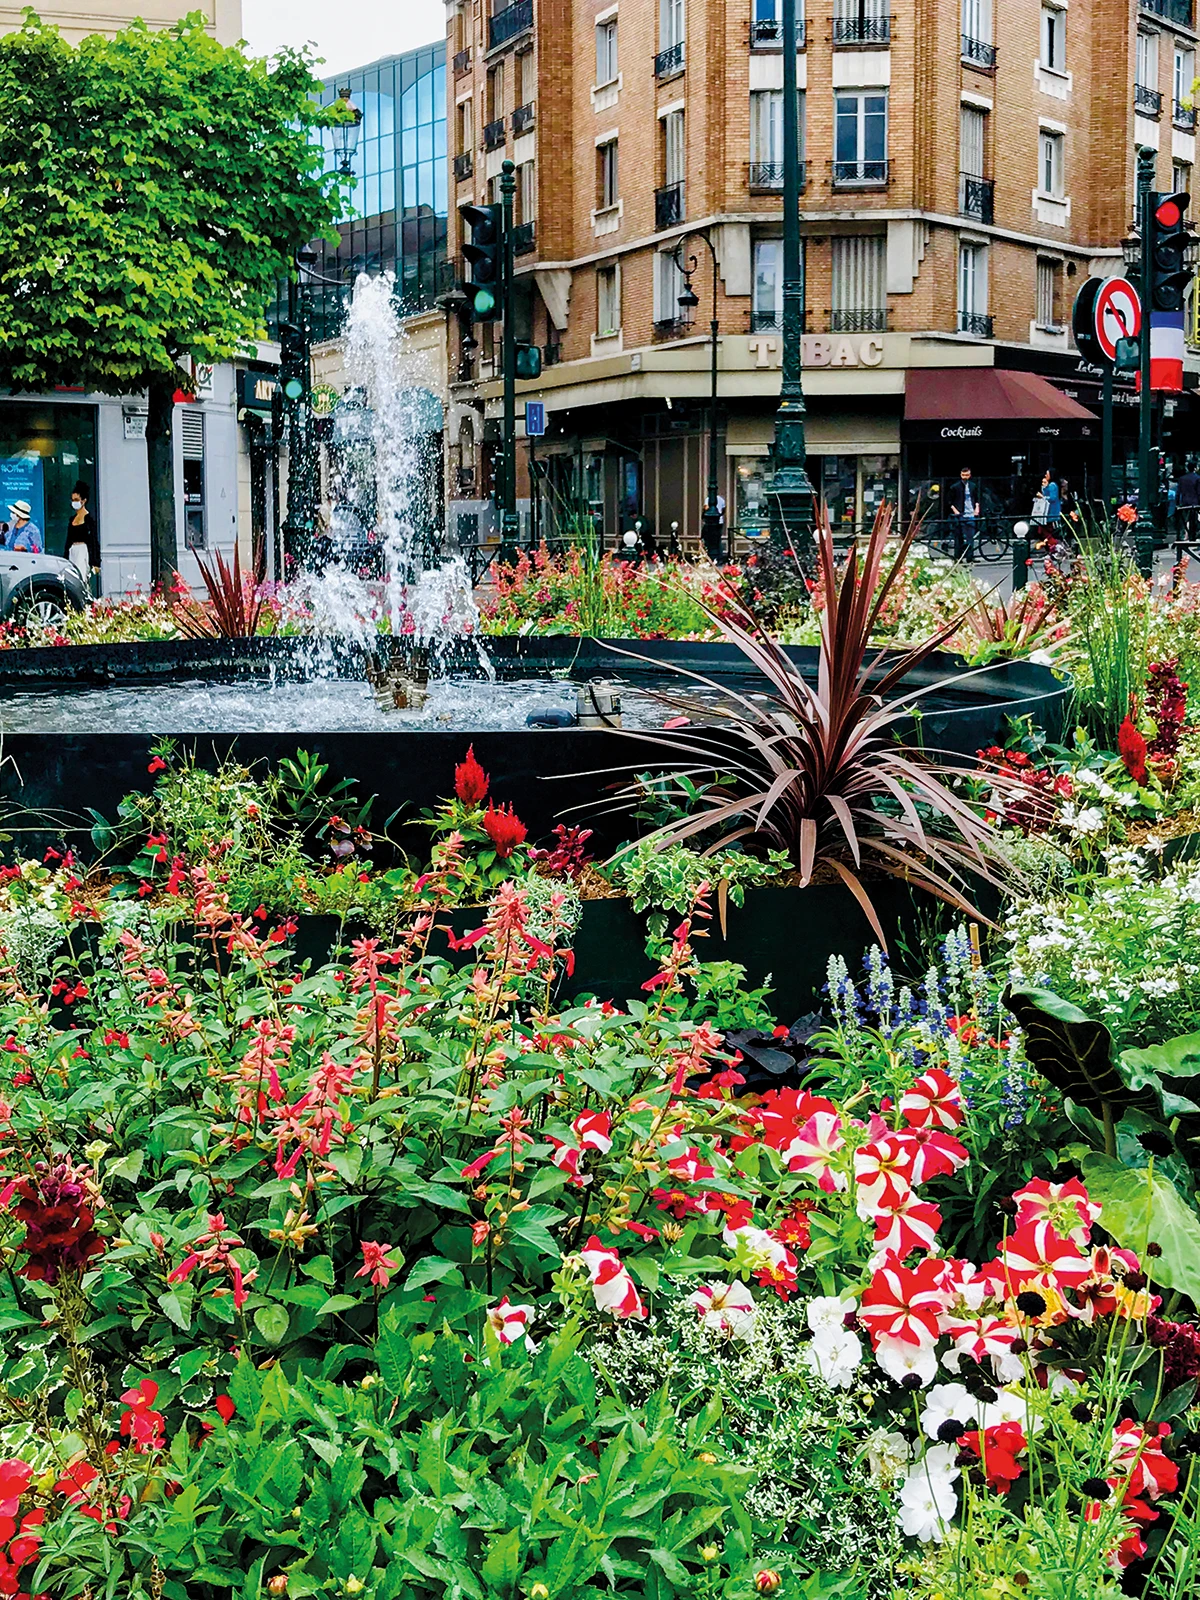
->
xmin=805 ymin=1293 xmax=857 ymax=1335
xmin=898 ymin=1444 xmax=960 ymax=1543
xmin=1069 ymin=806 xmax=1106 ymax=836
xmin=919 ymin=1383 xmax=978 ymax=1440
xmin=803 ymin=1327 xmax=863 ymax=1389
xmin=688 ymin=1280 xmax=757 ymax=1340
xmin=875 ymin=1336 xmax=939 ymax=1388
xmin=866 ymin=1427 xmax=912 ymax=1484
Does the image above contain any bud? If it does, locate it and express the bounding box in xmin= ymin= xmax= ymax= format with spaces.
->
xmin=699 ymin=1545 xmax=720 ymax=1563
xmin=755 ymin=1571 xmax=782 ymax=1594
xmin=268 ymin=1578 xmax=289 ymax=1596
xmin=345 ymin=1580 xmax=366 ymax=1596
xmin=696 ymin=1451 xmax=718 ymax=1465
xmin=530 ymin=1586 xmax=550 ymax=1600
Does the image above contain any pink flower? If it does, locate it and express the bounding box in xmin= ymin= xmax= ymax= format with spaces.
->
xmin=998 ymin=1220 xmax=1090 ymax=1291
xmin=355 ymin=1239 xmax=402 ymax=1290
xmin=579 ymin=1235 xmax=646 ymax=1319
xmin=486 ymin=1295 xmax=536 ymax=1346
xmin=0 ymin=1458 xmax=32 ymax=1517
xmin=899 ymin=1069 xmax=965 ymax=1130
xmin=1011 ymin=1177 xmax=1100 ymax=1248
xmin=859 ymin=1254 xmax=948 ymax=1349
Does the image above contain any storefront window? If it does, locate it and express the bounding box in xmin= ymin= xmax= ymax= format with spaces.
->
xmin=0 ymin=402 xmax=97 ymax=558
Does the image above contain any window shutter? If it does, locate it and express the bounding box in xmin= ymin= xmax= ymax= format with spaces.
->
xmin=181 ymin=409 xmax=205 ymax=460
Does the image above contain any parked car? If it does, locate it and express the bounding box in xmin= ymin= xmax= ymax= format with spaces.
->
xmin=0 ymin=551 xmax=90 ymax=630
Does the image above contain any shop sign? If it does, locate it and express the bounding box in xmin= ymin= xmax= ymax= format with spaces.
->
xmin=239 ymin=370 xmax=279 ymax=412
xmin=311 ymin=383 xmax=339 ymax=418
xmin=746 ymin=334 xmax=886 ymax=369
xmin=904 ymin=418 xmax=1096 ymax=442
xmin=123 ymin=413 xmax=147 ymax=441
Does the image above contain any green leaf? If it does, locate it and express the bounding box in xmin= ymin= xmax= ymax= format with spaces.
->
xmin=1122 ymin=1031 xmax=1200 ymax=1085
xmin=1081 ymin=1153 xmax=1200 ymax=1303
xmin=106 ymin=1149 xmax=144 ymax=1182
xmin=481 ymin=1528 xmax=523 ymax=1592
xmin=253 ymin=1304 xmax=291 ymax=1345
xmin=316 ymin=1294 xmax=359 ymax=1317
xmin=158 ymin=1285 xmax=193 ymax=1331
xmin=1152 ymin=1377 xmax=1198 ymax=1422
xmin=1005 ymin=986 xmax=1151 ymax=1114
xmin=375 ymin=1304 xmax=413 ymax=1392
xmin=404 ymin=1255 xmax=462 ymax=1292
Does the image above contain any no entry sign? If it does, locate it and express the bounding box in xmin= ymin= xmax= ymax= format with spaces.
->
xmin=1073 ymin=276 xmax=1141 ymax=365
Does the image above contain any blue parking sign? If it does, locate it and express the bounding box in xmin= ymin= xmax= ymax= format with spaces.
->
xmin=524 ymin=401 xmax=546 ymax=437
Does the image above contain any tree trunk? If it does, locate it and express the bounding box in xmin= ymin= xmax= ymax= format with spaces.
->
xmin=147 ymin=372 xmax=177 ymax=587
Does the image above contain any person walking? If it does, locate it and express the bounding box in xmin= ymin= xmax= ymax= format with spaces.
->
xmin=1032 ymin=470 xmax=1061 ymax=525
xmin=2 ymin=500 xmax=43 ymax=552
xmin=65 ymin=482 xmax=100 ymax=593
xmin=947 ymin=466 xmax=978 ymax=559
xmin=1177 ymin=460 xmax=1200 ymax=544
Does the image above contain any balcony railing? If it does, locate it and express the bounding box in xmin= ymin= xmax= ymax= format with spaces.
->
xmin=831 ymin=157 xmax=889 ymax=187
xmin=512 ymin=220 xmax=537 ymax=255
xmin=512 ymin=101 xmax=535 ymax=133
xmin=654 ymin=41 xmax=686 ymax=79
xmin=833 ymin=13 xmax=891 ymax=44
xmin=750 ymin=309 xmax=809 ymax=332
xmin=483 ymin=118 xmax=507 ymax=151
xmin=751 ymin=17 xmax=806 ymax=45
xmin=959 ymin=172 xmax=994 ymax=224
xmin=961 ymin=35 xmax=998 ymax=70
xmin=653 ymin=316 xmax=692 ymax=339
xmin=453 ymin=48 xmax=472 ymax=76
xmin=958 ymin=311 xmax=994 ymax=338
xmin=1135 ymin=83 xmax=1164 ymax=116
xmin=453 ymin=151 xmax=474 ymax=181
xmin=746 ymin=159 xmax=807 ymax=190
xmin=1176 ymin=100 xmax=1197 ymax=130
xmin=1140 ymin=0 xmax=1193 ymax=26
xmin=655 ymin=179 xmax=685 ymax=228
xmin=830 ymin=308 xmax=887 ymax=332
xmin=488 ymin=0 xmax=534 ymax=50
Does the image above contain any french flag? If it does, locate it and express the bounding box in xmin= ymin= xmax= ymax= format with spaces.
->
xmin=1150 ymin=310 xmax=1185 ymax=392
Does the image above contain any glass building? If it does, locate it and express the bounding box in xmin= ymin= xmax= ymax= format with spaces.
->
xmin=306 ymin=42 xmax=449 ymax=339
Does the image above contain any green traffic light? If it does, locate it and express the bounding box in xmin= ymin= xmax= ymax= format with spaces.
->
xmin=283 ymin=377 xmax=305 ymax=400
xmin=473 ymin=287 xmax=497 ymax=318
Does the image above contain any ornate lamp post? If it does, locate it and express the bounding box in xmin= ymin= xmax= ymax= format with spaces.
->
xmin=330 ymin=88 xmax=363 ymax=175
xmin=673 ymin=230 xmax=723 ymax=561
xmin=764 ymin=0 xmax=815 ymax=553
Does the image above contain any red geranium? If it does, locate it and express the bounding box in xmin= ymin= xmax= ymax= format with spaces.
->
xmin=12 ymin=1163 xmax=104 ymax=1283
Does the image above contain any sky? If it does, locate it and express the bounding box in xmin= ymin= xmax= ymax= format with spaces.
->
xmin=242 ymin=0 xmax=445 ymax=77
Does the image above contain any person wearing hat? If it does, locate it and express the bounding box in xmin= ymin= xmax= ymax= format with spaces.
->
xmin=2 ymin=500 xmax=43 ymax=553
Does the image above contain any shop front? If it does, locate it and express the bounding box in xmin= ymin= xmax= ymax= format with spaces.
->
xmin=0 ymin=399 xmax=97 ymax=558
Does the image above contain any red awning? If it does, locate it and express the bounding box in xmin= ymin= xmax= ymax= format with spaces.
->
xmin=905 ymin=367 xmax=1098 ymax=421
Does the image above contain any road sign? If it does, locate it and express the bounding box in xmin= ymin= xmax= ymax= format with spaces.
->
xmin=1072 ymin=276 xmax=1141 ymax=365
xmin=525 ymin=400 xmax=546 ymax=436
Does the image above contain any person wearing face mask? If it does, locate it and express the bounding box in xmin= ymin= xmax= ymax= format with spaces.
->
xmin=65 ymin=482 xmax=99 ymax=593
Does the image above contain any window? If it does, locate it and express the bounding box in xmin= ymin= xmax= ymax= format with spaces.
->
xmin=834 ymin=92 xmax=887 ymax=183
xmin=661 ymin=0 xmax=685 ymax=50
xmin=1039 ymin=129 xmax=1064 ymax=196
xmin=519 ymin=160 xmax=536 ymax=222
xmin=456 ymin=98 xmax=473 ymax=155
xmin=654 ymin=248 xmax=689 ymax=326
xmin=518 ymin=49 xmax=536 ymax=106
xmin=663 ymin=108 xmax=686 ymax=186
xmin=752 ymin=238 xmax=784 ymax=329
xmin=960 ymin=105 xmax=985 ymax=176
xmin=597 ymin=265 xmax=620 ymax=334
xmin=961 ymin=0 xmax=992 ymax=46
xmin=1175 ymin=46 xmax=1195 ymax=120
xmin=833 ymin=0 xmax=889 ymax=45
xmin=181 ymin=408 xmax=206 ymax=552
xmin=830 ymin=234 xmax=886 ymax=330
xmin=958 ymin=242 xmax=988 ymax=330
xmin=1036 ymin=259 xmax=1059 ymax=328
xmin=487 ymin=62 xmax=504 ymax=122
xmin=1041 ymin=6 xmax=1065 ymax=71
xmin=596 ymin=17 xmax=618 ymax=85
xmin=598 ymin=140 xmax=619 ymax=209
xmin=750 ymin=91 xmax=804 ymax=175
xmin=1174 ymin=160 xmax=1192 ymax=195
xmin=1137 ymin=30 xmax=1159 ymax=90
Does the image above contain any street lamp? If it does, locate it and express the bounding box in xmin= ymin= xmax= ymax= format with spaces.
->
xmin=330 ymin=88 xmax=363 ymax=176
xmin=673 ymin=232 xmax=723 ymax=562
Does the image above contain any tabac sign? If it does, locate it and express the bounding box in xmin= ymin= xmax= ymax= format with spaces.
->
xmin=745 ymin=334 xmax=887 ymax=368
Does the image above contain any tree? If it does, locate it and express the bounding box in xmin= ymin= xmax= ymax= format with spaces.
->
xmin=0 ymin=11 xmax=346 ymax=582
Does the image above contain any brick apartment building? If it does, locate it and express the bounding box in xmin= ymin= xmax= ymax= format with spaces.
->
xmin=444 ymin=0 xmax=1200 ymax=546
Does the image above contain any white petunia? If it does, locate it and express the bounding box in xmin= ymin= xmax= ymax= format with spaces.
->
xmin=898 ymin=1444 xmax=960 ymax=1543
xmin=803 ymin=1327 xmax=863 ymax=1389
xmin=919 ymin=1382 xmax=978 ymax=1440
xmin=875 ymin=1336 xmax=939 ymax=1388
xmin=805 ymin=1293 xmax=857 ymax=1335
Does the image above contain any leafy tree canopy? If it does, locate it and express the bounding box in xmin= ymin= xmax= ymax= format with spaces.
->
xmin=0 ymin=9 xmax=347 ymax=395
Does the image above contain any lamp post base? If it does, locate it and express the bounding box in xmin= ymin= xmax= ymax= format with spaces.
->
xmin=701 ymin=507 xmax=725 ymax=564
xmin=1134 ymin=512 xmax=1155 ymax=580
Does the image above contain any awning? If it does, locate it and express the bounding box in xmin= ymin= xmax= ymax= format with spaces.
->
xmin=903 ymin=368 xmax=1099 ymax=442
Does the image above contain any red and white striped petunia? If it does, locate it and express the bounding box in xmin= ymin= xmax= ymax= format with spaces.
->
xmin=579 ymin=1235 xmax=647 ymax=1319
xmin=784 ymin=1109 xmax=848 ymax=1192
xmin=899 ymin=1068 xmax=965 ymax=1130
xmin=998 ymin=1221 xmax=1091 ymax=1291
xmin=572 ymin=1109 xmax=612 ymax=1154
xmin=859 ymin=1254 xmax=948 ymax=1349
xmin=893 ymin=1126 xmax=969 ymax=1185
xmin=872 ymin=1192 xmax=943 ymax=1260
xmin=1011 ymin=1177 xmax=1100 ymax=1247
xmin=755 ymin=1088 xmax=839 ymax=1151
xmin=486 ymin=1296 xmax=536 ymax=1346
xmin=854 ymin=1135 xmax=916 ymax=1217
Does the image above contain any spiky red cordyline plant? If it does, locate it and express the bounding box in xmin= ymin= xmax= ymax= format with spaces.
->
xmin=601 ymin=504 xmax=1030 ymax=941
xmin=171 ymin=545 xmax=266 ymax=640
xmin=959 ymin=582 xmax=1066 ymax=659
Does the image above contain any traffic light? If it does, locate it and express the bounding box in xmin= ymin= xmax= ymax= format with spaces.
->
xmin=460 ymin=202 xmax=502 ymax=321
xmin=515 ymin=342 xmax=542 ymax=381
xmin=1150 ymin=191 xmax=1195 ymax=312
xmin=277 ymin=321 xmax=307 ymax=401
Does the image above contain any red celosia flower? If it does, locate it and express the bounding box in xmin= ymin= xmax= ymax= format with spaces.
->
xmin=12 ymin=1162 xmax=104 ymax=1283
xmin=454 ymin=744 xmax=489 ymax=805
xmin=1118 ymin=717 xmax=1148 ymax=784
xmin=483 ymin=801 xmax=527 ymax=858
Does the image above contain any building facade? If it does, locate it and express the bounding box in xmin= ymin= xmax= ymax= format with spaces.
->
xmin=446 ymin=0 xmax=1200 ymax=547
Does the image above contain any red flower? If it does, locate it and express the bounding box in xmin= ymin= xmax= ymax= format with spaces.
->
xmin=959 ymin=1420 xmax=1027 ymax=1493
xmin=483 ymin=802 xmax=527 ymax=859
xmin=147 ymin=756 xmax=167 ymax=774
xmin=454 ymin=744 xmax=489 ymax=805
xmin=1118 ymin=718 xmax=1148 ymax=784
xmin=12 ymin=1163 xmax=104 ymax=1283
xmin=119 ymin=1379 xmax=165 ymax=1452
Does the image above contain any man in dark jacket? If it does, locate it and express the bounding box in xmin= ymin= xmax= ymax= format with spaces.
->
xmin=1178 ymin=462 xmax=1200 ymax=543
xmin=947 ymin=467 xmax=978 ymax=559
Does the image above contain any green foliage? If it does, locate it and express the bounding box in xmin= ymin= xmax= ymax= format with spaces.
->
xmin=614 ymin=842 xmax=791 ymax=916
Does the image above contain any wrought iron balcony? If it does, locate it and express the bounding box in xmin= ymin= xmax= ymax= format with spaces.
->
xmin=1135 ymin=83 xmax=1163 ymax=116
xmin=483 ymin=118 xmax=507 ymax=151
xmin=512 ymin=220 xmax=537 ymax=255
xmin=654 ymin=41 xmax=685 ymax=79
xmin=958 ymin=311 xmax=994 ymax=338
xmin=961 ymin=35 xmax=998 ymax=70
xmin=453 ymin=48 xmax=472 ymax=76
xmin=653 ymin=315 xmax=692 ymax=339
xmin=747 ymin=160 xmax=806 ymax=191
xmin=453 ymin=151 xmax=474 ymax=181
xmin=831 ymin=158 xmax=889 ymax=187
xmin=512 ymin=101 xmax=535 ymax=133
xmin=751 ymin=18 xmax=806 ymax=45
xmin=833 ymin=13 xmax=891 ymax=45
xmin=488 ymin=0 xmax=533 ymax=51
xmin=1140 ymin=0 xmax=1193 ymax=26
xmin=1175 ymin=99 xmax=1197 ymax=130
xmin=830 ymin=308 xmax=887 ymax=332
xmin=655 ymin=179 xmax=685 ymax=229
xmin=750 ymin=309 xmax=809 ymax=332
xmin=959 ymin=172 xmax=994 ymax=224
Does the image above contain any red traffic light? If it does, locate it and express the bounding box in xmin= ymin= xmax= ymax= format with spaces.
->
xmin=1156 ymin=198 xmax=1183 ymax=227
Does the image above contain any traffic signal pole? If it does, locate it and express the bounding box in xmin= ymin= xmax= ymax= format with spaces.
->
xmin=1136 ymin=147 xmax=1156 ymax=580
xmin=499 ymin=158 xmax=519 ymax=559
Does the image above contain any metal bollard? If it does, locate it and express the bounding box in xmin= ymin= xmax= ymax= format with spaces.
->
xmin=1011 ymin=520 xmax=1031 ymax=590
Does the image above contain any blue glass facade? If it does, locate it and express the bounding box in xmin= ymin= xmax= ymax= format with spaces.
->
xmin=306 ymin=42 xmax=449 ymax=338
